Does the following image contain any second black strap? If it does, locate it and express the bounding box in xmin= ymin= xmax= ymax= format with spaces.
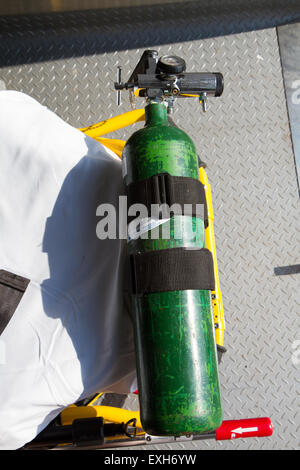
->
xmin=130 ymin=247 xmax=215 ymax=295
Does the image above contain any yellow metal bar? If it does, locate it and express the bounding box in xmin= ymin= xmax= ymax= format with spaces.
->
xmin=79 ymin=109 xmax=145 ymax=138
xmin=94 ymin=138 xmax=126 ymax=158
xmin=87 ymin=393 xmax=103 ymax=406
xmin=199 ymin=167 xmax=225 ymax=347
xmin=60 ymin=405 xmax=142 ymax=429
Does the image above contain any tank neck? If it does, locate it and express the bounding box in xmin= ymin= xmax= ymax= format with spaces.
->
xmin=145 ymin=102 xmax=168 ymax=126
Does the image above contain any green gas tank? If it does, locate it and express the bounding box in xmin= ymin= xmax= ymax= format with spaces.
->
xmin=122 ymin=102 xmax=222 ymax=436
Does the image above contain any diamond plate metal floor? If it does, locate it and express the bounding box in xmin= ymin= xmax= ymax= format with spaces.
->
xmin=0 ymin=27 xmax=299 ymax=450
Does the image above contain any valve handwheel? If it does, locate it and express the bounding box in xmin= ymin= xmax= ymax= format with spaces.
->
xmin=157 ymin=55 xmax=186 ymax=74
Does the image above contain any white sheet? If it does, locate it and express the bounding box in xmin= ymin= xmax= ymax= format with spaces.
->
xmin=0 ymin=91 xmax=136 ymax=449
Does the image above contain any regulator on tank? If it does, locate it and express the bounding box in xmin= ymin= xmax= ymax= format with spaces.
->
xmin=115 ymin=50 xmax=224 ymax=436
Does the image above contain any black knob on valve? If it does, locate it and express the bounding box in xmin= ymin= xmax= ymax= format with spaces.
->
xmin=157 ymin=55 xmax=186 ymax=74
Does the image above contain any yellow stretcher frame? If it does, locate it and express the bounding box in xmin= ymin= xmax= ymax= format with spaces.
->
xmin=63 ymin=109 xmax=225 ymax=428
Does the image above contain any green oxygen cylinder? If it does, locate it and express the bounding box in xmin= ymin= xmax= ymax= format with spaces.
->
xmin=122 ymin=102 xmax=222 ymax=436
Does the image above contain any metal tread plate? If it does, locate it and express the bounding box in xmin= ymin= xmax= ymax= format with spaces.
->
xmin=0 ymin=1 xmax=300 ymax=67
xmin=0 ymin=26 xmax=299 ymax=450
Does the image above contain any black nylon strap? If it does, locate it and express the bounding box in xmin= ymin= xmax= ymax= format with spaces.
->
xmin=130 ymin=247 xmax=215 ymax=295
xmin=127 ymin=173 xmax=208 ymax=228
xmin=0 ymin=270 xmax=30 ymax=335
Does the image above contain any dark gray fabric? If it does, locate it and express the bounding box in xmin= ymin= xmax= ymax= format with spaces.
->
xmin=0 ymin=270 xmax=29 ymax=335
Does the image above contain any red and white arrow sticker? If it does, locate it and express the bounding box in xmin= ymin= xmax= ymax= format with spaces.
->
xmin=216 ymin=418 xmax=273 ymax=441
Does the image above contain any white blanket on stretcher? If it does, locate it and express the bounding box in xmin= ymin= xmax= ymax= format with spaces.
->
xmin=0 ymin=91 xmax=136 ymax=450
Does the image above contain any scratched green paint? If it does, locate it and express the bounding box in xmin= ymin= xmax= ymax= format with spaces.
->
xmin=124 ymin=103 xmax=222 ymax=435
